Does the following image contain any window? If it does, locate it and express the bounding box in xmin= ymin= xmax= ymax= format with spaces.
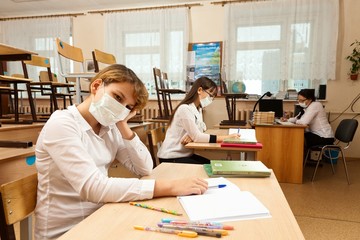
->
xmin=224 ymin=0 xmax=339 ymax=96
xmin=105 ymin=8 xmax=188 ymax=97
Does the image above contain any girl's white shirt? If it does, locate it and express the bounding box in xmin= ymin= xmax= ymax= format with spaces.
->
xmin=35 ymin=105 xmax=154 ymax=239
xmin=157 ymin=103 xmax=210 ymax=159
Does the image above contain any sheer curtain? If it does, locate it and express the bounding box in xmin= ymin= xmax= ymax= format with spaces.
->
xmin=105 ymin=8 xmax=189 ymax=96
xmin=0 ymin=17 xmax=72 ymax=80
xmin=223 ymin=0 xmax=339 ymax=95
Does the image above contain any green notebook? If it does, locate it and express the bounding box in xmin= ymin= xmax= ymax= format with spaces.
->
xmin=208 ymin=160 xmax=271 ymax=177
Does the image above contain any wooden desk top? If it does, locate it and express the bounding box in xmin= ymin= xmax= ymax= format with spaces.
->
xmin=0 ymin=146 xmax=35 ymax=163
xmin=145 ymin=118 xmax=169 ymax=124
xmin=0 ymin=43 xmax=36 ymax=56
xmin=185 ymin=142 xmax=262 ymax=152
xmin=58 ymin=163 xmax=304 ymax=240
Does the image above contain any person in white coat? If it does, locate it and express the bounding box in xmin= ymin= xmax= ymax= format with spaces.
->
xmin=34 ymin=64 xmax=208 ymax=239
xmin=157 ymin=77 xmax=240 ymax=164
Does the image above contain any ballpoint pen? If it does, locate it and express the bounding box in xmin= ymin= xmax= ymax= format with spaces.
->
xmin=208 ymin=184 xmax=227 ymax=189
xmin=158 ymin=223 xmax=225 ymax=237
xmin=133 ymin=225 xmax=197 ymax=238
xmin=129 ymin=202 xmax=183 ymax=216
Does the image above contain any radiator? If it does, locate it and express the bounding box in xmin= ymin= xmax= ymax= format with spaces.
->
xmin=140 ymin=107 xmax=159 ymax=120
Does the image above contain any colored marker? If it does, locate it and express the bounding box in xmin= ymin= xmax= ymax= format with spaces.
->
xmin=208 ymin=184 xmax=227 ymax=189
xmin=161 ymin=218 xmax=234 ymax=230
xmin=129 ymin=202 xmax=182 ymax=216
xmin=133 ymin=225 xmax=197 ymax=238
xmin=158 ymin=223 xmax=225 ymax=237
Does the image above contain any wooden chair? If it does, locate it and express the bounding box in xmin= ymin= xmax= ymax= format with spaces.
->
xmin=147 ymin=126 xmax=167 ymax=168
xmin=0 ymin=173 xmax=38 ymax=240
xmin=92 ymin=49 xmax=116 ymax=73
xmin=161 ymin=72 xmax=185 ymax=114
xmin=153 ymin=67 xmax=185 ymax=119
xmin=22 ymin=55 xmax=74 ymax=117
xmin=55 ymin=38 xmax=95 ymax=104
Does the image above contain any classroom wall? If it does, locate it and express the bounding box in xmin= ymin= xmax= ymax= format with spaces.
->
xmin=54 ymin=0 xmax=360 ymax=159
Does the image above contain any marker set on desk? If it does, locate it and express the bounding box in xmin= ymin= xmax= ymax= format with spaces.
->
xmin=133 ymin=218 xmax=234 ymax=238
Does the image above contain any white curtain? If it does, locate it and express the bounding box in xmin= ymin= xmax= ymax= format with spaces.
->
xmin=223 ymin=0 xmax=339 ymax=95
xmin=105 ymin=8 xmax=189 ymax=95
xmin=0 ymin=17 xmax=72 ymax=79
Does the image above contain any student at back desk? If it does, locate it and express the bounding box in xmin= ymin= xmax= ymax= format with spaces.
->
xmin=157 ymin=77 xmax=240 ymax=164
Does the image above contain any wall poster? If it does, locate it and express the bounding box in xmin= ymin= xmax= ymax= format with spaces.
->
xmin=187 ymin=42 xmax=222 ymax=89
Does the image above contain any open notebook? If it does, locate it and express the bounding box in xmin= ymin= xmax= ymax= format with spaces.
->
xmin=178 ymin=178 xmax=271 ymax=222
xmin=223 ymin=128 xmax=258 ymax=144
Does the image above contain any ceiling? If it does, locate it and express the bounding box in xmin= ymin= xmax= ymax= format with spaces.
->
xmin=0 ymin=0 xmax=207 ymax=18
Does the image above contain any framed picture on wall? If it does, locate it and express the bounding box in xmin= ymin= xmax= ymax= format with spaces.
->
xmin=188 ymin=41 xmax=222 ymax=87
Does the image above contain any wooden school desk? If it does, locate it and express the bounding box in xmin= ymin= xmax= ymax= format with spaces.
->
xmin=0 ymin=43 xmax=37 ymax=123
xmin=185 ymin=128 xmax=262 ymax=160
xmin=185 ymin=142 xmax=261 ymax=160
xmin=254 ymin=124 xmax=308 ymax=184
xmin=58 ymin=163 xmax=304 ymax=240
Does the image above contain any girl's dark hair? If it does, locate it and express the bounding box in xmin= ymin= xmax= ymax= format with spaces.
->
xmin=298 ymin=89 xmax=316 ymax=102
xmin=168 ymin=76 xmax=218 ymax=125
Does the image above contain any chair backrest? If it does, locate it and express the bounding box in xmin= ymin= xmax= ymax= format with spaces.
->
xmin=147 ymin=126 xmax=167 ymax=167
xmin=153 ymin=67 xmax=163 ymax=90
xmin=335 ymin=119 xmax=358 ymax=144
xmin=220 ymin=73 xmax=228 ymax=94
xmin=55 ymin=38 xmax=85 ymax=76
xmin=162 ymin=72 xmax=170 ymax=89
xmin=56 ymin=38 xmax=84 ymax=63
xmin=39 ymin=71 xmax=58 ymax=83
xmin=22 ymin=55 xmax=54 ymax=82
xmin=92 ymin=49 xmax=116 ymax=73
xmin=0 ymin=173 xmax=37 ymax=239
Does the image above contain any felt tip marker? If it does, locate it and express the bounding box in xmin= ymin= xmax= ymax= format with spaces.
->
xmin=133 ymin=225 xmax=197 ymax=238
xmin=161 ymin=218 xmax=234 ymax=230
xmin=158 ymin=223 xmax=226 ymax=237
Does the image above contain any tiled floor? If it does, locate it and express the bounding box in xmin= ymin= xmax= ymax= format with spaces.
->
xmin=280 ymin=159 xmax=360 ymax=240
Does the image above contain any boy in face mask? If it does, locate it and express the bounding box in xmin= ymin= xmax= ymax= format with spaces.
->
xmin=281 ymin=88 xmax=334 ymax=155
xmin=157 ymin=76 xmax=240 ymax=164
xmin=34 ymin=64 xmax=209 ymax=240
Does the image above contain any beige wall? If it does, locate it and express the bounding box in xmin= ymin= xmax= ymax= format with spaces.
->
xmin=71 ymin=0 xmax=360 ymax=159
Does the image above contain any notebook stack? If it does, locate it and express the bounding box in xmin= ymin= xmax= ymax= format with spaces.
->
xmin=204 ymin=160 xmax=271 ymax=178
xmin=252 ymin=111 xmax=275 ymax=125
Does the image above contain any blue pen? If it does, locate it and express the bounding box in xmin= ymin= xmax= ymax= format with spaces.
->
xmin=208 ymin=184 xmax=227 ymax=189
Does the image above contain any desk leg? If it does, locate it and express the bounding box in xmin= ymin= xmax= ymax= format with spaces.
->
xmin=20 ymin=216 xmax=32 ymax=240
xmin=76 ymin=77 xmax=81 ymax=104
xmin=13 ymin=83 xmax=19 ymax=122
xmin=26 ymin=82 xmax=37 ymax=122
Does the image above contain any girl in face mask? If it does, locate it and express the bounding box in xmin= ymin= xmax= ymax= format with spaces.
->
xmin=157 ymin=77 xmax=240 ymax=164
xmin=34 ymin=64 xmax=209 ymax=240
xmin=282 ymin=88 xmax=334 ymax=156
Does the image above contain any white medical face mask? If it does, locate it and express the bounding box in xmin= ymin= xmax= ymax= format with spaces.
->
xmin=299 ymin=102 xmax=307 ymax=108
xmin=89 ymin=92 xmax=130 ymax=126
xmin=200 ymin=96 xmax=213 ymax=108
